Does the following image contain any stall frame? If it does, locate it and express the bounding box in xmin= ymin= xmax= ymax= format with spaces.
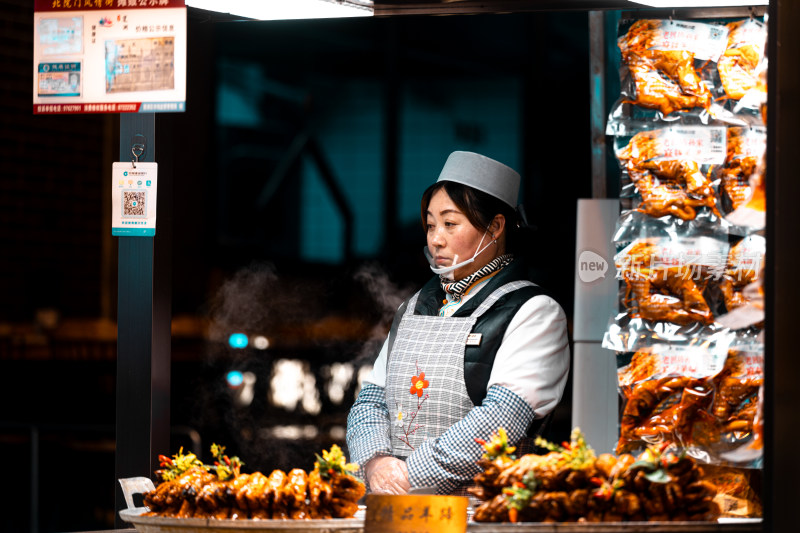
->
xmin=113 ymin=1 xmax=799 ymax=531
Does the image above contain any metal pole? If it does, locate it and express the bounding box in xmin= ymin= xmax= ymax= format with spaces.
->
xmin=114 ymin=113 xmax=172 ymax=527
xmin=588 ymin=11 xmax=607 ymax=200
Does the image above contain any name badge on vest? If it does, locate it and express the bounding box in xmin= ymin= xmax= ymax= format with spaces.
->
xmin=466 ymin=333 xmax=482 ymax=346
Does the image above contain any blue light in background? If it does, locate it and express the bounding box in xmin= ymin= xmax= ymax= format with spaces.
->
xmin=226 ymin=370 xmax=244 ymax=388
xmin=228 ymin=332 xmax=249 ymax=349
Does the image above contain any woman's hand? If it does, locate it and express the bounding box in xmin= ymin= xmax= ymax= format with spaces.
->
xmin=364 ymin=456 xmax=411 ymax=494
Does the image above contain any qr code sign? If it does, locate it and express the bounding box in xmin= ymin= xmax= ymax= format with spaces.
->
xmin=123 ymin=191 xmax=146 ymax=217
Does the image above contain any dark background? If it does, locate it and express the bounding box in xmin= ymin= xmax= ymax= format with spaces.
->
xmin=0 ymin=2 xmax=592 ymax=531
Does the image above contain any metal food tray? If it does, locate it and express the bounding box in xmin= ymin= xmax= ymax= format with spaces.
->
xmin=118 ymin=478 xmax=761 ymax=533
xmin=465 ymin=519 xmax=762 ymax=533
xmin=119 ymin=507 xmax=365 ymax=533
xmin=120 ymin=508 xmax=761 ymax=533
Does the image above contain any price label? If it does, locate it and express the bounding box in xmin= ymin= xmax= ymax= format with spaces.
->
xmin=365 ymin=495 xmax=467 ymax=533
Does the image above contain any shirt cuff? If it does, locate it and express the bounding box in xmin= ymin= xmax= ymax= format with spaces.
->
xmin=405 ymin=385 xmax=534 ymax=494
xmin=346 ymin=382 xmax=393 ymax=470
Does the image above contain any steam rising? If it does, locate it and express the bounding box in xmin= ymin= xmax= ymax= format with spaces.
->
xmin=207 ymin=262 xmax=279 ymax=345
xmin=190 ymin=260 xmax=416 ymax=472
xmin=353 ymin=262 xmax=411 ymax=317
xmin=351 ymin=262 xmax=415 ymax=369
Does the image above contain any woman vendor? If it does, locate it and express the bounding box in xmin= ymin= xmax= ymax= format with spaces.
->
xmin=346 ymin=151 xmax=570 ymax=495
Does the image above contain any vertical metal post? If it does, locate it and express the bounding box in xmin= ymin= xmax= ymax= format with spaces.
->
xmin=114 ymin=113 xmax=172 ymax=527
xmin=588 ymin=11 xmax=607 ymax=200
xmin=589 ymin=10 xmax=621 ymax=201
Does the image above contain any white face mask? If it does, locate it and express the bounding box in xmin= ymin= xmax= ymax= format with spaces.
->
xmin=423 ymin=227 xmax=495 ymax=281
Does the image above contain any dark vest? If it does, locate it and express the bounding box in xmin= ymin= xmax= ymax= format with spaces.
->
xmin=386 ymin=260 xmax=545 ymax=407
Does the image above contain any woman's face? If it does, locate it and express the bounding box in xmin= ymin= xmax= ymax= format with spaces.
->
xmin=426 ymin=189 xmax=497 ymax=280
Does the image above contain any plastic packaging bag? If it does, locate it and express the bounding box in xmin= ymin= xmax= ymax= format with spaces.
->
xmin=616 ymin=348 xmax=763 ymax=466
xmin=607 ymin=17 xmax=767 ymax=130
xmin=724 ymin=36 xmax=768 ymax=227
xmin=714 ymin=127 xmax=766 ymax=218
xmin=616 ymin=19 xmax=728 ymax=117
xmin=604 ymin=313 xmax=735 ymax=358
xmin=602 ymin=212 xmax=735 ymax=351
xmin=614 ymin=125 xmax=727 ymax=221
xmin=613 ymin=234 xmax=729 ymax=325
xmin=703 ymin=464 xmax=763 ymax=518
xmin=715 ymin=234 xmax=765 ymax=329
xmin=603 ymin=215 xmax=764 ymax=351
xmin=717 ymin=19 xmax=767 ymax=105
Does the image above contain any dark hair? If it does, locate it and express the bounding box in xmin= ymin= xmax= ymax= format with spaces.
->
xmin=420 ymin=181 xmax=525 ymax=253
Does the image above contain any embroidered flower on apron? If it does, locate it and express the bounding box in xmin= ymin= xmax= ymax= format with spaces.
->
xmin=410 ymin=370 xmax=430 ymax=397
xmin=395 ymin=363 xmax=431 ymax=449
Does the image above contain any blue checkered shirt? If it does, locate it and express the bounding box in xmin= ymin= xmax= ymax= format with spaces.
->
xmin=346 ymin=382 xmax=534 ymax=494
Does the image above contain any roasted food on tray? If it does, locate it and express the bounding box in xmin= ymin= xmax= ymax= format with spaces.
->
xmin=470 ymin=428 xmax=720 ymax=523
xmin=142 ymin=444 xmax=364 ymax=520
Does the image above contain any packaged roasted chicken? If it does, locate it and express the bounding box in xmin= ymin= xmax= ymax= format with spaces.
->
xmin=720 ymin=235 xmax=765 ymax=313
xmin=616 ymin=126 xmax=726 ymax=221
xmin=616 ymin=19 xmax=728 ymax=117
xmin=725 ymin=59 xmax=767 ymax=230
xmin=607 ymin=16 xmax=768 ymax=133
xmin=718 ymin=19 xmax=767 ymax=103
xmin=714 ymin=127 xmax=766 ymax=216
xmin=616 ymin=348 xmax=763 ymax=463
xmin=614 ymin=236 xmax=729 ymax=326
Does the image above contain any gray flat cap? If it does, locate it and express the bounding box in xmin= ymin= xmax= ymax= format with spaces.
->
xmin=436 ymin=151 xmax=520 ymax=208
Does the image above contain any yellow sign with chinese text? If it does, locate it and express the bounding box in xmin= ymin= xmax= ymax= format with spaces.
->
xmin=365 ymin=495 xmax=468 ymax=533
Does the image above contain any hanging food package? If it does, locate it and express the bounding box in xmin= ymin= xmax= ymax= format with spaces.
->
xmin=710 ymin=350 xmax=763 ymax=447
xmin=718 ymin=18 xmax=767 ymax=105
xmin=720 ymin=383 xmax=764 ymax=466
xmin=725 ymin=59 xmax=767 ymax=230
xmin=614 ymin=235 xmax=728 ymax=326
xmin=616 ymin=346 xmax=725 ymax=457
xmin=615 ymin=125 xmax=726 ymax=221
xmin=616 ymin=347 xmax=763 ymax=466
xmin=727 ymin=157 xmax=766 ymax=230
xmin=715 ymin=234 xmax=765 ymax=330
xmin=715 ymin=126 xmax=766 ymax=217
xmin=613 ymin=18 xmax=728 ymax=121
xmin=602 ymin=212 xmax=735 ymax=352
